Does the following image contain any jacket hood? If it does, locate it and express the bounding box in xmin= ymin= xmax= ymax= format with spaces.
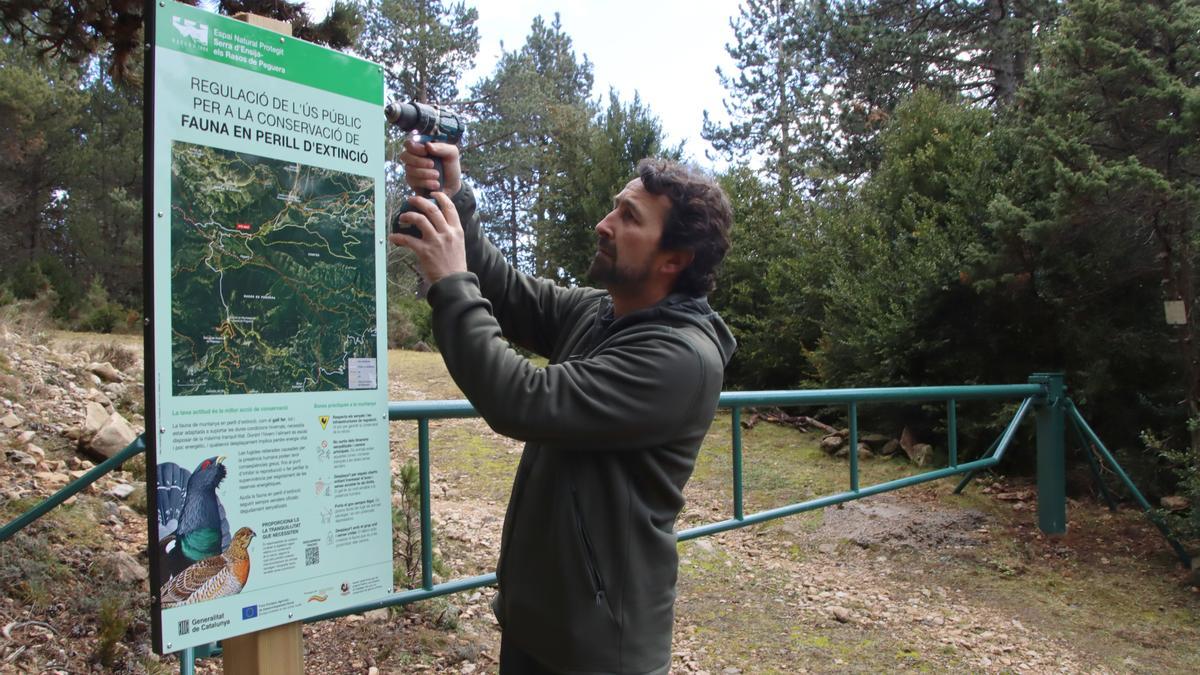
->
xmin=603 ymin=293 xmax=737 ymax=367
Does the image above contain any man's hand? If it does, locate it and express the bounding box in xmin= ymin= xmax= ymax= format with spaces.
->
xmin=400 ymin=138 xmax=462 ymax=197
xmin=388 ymin=192 xmax=467 ymax=284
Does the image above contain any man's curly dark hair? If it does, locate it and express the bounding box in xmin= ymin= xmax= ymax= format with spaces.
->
xmin=638 ymin=158 xmax=734 ymax=298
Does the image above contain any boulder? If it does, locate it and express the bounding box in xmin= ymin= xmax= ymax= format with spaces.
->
xmin=859 ymin=432 xmax=890 ymax=448
xmin=1161 ymin=495 xmax=1190 ymax=512
xmin=107 ymin=483 xmax=136 ymax=500
xmin=87 ymin=361 xmax=124 ymax=383
xmin=105 ymin=551 xmax=148 ymax=583
xmin=34 ymin=471 xmax=70 ymax=489
xmin=906 ymin=442 xmax=933 ymax=467
xmin=83 ymin=401 xmax=110 ymax=437
xmin=835 ymin=442 xmax=873 ymax=460
xmin=89 ymin=412 xmax=137 ymax=459
xmin=878 ymin=439 xmax=901 ymax=456
xmin=6 ymin=449 xmax=37 ymax=467
xmin=820 ymin=434 xmax=845 ymax=454
xmin=828 ymin=605 xmax=852 ymax=623
xmin=1 ymin=413 xmax=20 ymax=429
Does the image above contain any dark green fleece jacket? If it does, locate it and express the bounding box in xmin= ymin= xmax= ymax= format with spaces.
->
xmin=425 ymin=185 xmax=736 ymax=674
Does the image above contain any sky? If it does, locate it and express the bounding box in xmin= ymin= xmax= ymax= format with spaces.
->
xmin=302 ymin=0 xmax=744 ymax=168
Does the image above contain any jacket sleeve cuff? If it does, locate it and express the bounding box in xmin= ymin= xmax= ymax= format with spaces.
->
xmin=426 ymin=271 xmax=481 ymax=308
xmin=451 ymin=184 xmax=480 ymax=248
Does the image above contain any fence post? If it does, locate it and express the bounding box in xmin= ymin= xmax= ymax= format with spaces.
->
xmin=1030 ymin=373 xmax=1066 ymax=534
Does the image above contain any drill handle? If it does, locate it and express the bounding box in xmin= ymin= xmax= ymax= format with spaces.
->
xmin=393 ymin=134 xmax=448 ymax=237
xmin=416 ymin=134 xmax=446 ymax=196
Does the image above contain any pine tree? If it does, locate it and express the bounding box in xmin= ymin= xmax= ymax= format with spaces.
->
xmin=357 ymin=0 xmax=479 ymax=104
xmin=703 ymin=0 xmax=840 ymax=206
xmin=466 ymin=14 xmax=594 ymax=272
xmin=536 ymin=90 xmax=682 ymax=285
xmin=0 ymin=1 xmax=363 ymax=80
xmin=1000 ymin=0 xmax=1200 ymax=453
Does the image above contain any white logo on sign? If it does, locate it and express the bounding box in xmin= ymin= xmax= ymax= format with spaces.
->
xmin=172 ymin=17 xmax=209 ymax=44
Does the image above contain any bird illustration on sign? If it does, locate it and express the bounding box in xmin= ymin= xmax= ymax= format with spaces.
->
xmin=157 ymin=456 xmax=231 ymax=585
xmin=160 ymin=527 xmax=257 ymax=607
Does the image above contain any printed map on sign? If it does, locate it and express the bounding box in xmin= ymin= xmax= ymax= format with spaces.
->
xmin=170 ymin=141 xmax=377 ymax=395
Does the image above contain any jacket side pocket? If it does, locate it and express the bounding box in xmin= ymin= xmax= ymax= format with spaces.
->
xmin=569 ymin=484 xmax=616 ymax=623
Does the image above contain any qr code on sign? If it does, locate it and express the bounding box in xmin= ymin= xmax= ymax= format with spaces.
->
xmin=305 ymin=544 xmax=319 ymax=566
xmin=178 ymin=619 xmax=190 ymax=635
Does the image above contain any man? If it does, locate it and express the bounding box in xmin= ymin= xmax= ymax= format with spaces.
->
xmin=390 ymin=141 xmax=735 ymax=675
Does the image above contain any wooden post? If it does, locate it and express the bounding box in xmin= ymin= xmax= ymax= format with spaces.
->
xmin=220 ymin=13 xmax=302 ymax=675
xmin=223 ymin=622 xmax=304 ymax=675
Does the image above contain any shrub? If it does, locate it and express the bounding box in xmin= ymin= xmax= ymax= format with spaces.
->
xmin=388 ymin=294 xmax=435 ymax=349
xmin=9 ymin=256 xmax=83 ymax=319
xmin=75 ymin=277 xmax=124 ymax=334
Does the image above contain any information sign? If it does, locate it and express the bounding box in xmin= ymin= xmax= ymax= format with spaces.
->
xmin=145 ymin=3 xmax=392 ymax=653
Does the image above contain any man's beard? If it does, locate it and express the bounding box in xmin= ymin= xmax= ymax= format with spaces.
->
xmin=586 ymin=243 xmax=651 ymax=291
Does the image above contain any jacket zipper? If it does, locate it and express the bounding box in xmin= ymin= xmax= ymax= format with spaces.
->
xmin=569 ymin=484 xmax=608 ymax=609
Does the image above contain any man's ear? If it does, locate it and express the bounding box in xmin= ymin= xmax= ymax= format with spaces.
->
xmin=658 ymin=249 xmax=695 ymax=275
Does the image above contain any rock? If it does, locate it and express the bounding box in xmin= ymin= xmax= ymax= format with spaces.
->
xmin=994 ymin=491 xmax=1031 ymax=502
xmin=34 ymin=471 xmax=70 ymax=489
xmin=88 ymin=412 xmax=137 ymax=459
xmin=106 ymin=551 xmax=148 ymax=583
xmin=906 ymin=443 xmax=933 ymax=467
xmin=900 ymin=426 xmax=916 ymax=453
xmin=25 ymin=443 xmax=46 ymax=460
xmin=859 ymin=432 xmax=890 ymax=447
xmin=83 ymin=401 xmax=110 ymax=437
xmin=7 ymin=449 xmax=37 ymax=467
xmin=107 ymin=483 xmax=136 ymax=499
xmin=879 ymin=439 xmax=901 ymax=456
xmin=413 ymin=341 xmax=433 ymax=352
xmin=857 ymin=442 xmax=873 ymax=459
xmin=17 ymin=430 xmax=35 ymax=443
xmin=818 ymin=543 xmax=838 ymax=555
xmin=364 ymin=608 xmax=389 ymax=622
xmin=820 ymin=435 xmax=845 ymax=454
xmin=368 ymin=668 xmax=380 ymax=675
xmin=87 ymin=361 xmax=125 ymax=383
xmin=828 ymin=605 xmax=852 ymax=623
xmin=1 ymin=413 xmax=20 ymax=429
xmin=1161 ymin=495 xmax=1190 ymax=512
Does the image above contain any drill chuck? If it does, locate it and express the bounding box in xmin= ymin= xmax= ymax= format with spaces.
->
xmin=384 ymin=101 xmax=464 ymax=145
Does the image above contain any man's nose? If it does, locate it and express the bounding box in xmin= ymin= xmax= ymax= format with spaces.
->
xmin=595 ymin=211 xmax=615 ymax=237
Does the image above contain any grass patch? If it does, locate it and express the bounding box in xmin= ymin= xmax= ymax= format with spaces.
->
xmin=0 ymin=530 xmax=73 ymax=610
xmin=427 ymin=422 xmax=519 ymax=503
xmin=690 ymin=414 xmax=938 ymax=515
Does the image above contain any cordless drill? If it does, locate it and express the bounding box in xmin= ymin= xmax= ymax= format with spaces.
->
xmin=385 ymin=101 xmax=466 ymax=237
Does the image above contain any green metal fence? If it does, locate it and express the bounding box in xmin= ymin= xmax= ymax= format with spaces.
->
xmin=0 ymin=374 xmax=1192 ymax=674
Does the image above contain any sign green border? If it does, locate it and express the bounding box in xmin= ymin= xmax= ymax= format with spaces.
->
xmin=158 ymin=2 xmax=382 ymax=104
